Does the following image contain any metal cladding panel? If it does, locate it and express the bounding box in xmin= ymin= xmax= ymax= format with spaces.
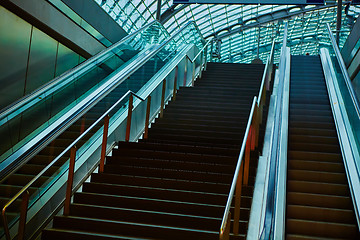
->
xmin=0 ymin=6 xmax=31 ymax=110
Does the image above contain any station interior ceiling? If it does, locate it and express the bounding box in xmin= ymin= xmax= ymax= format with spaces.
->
xmin=95 ymin=0 xmax=360 ymax=63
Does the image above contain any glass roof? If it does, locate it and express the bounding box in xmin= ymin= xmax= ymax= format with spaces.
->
xmin=94 ymin=0 xmax=360 ymax=64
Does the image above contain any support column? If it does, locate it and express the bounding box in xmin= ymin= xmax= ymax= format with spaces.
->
xmin=156 ymin=0 xmax=162 ymax=21
xmin=336 ymin=0 xmax=342 ymax=44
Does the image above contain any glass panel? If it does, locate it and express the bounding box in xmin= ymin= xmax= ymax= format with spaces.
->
xmin=7 ymin=22 xmax=205 ymax=232
xmin=323 ymin=36 xmax=360 ymax=174
xmin=0 ymin=21 xmax=169 ymax=162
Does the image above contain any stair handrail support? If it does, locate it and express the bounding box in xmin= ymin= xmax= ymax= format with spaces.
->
xmin=257 ymin=39 xmax=276 ymax=123
xmin=220 ymin=28 xmax=279 ymax=240
xmin=220 ymin=96 xmax=258 ymax=240
xmin=1 ymin=21 xmax=209 ymax=240
xmin=1 ymin=90 xmax=141 ymax=240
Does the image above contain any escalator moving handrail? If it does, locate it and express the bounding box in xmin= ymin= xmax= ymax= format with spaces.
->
xmin=0 ymin=20 xmax=205 ymax=181
xmin=259 ymin=22 xmax=288 ymax=240
xmin=326 ymin=23 xmax=360 ymax=118
xmin=0 ymin=20 xmax=165 ymax=125
xmin=1 ymin=20 xmax=207 ymax=239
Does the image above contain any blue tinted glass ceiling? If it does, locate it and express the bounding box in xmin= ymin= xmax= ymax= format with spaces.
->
xmin=94 ymin=0 xmax=360 ymax=64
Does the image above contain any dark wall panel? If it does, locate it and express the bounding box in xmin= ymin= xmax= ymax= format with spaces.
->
xmin=55 ymin=43 xmax=80 ymax=77
xmin=0 ymin=6 xmax=31 ymax=110
xmin=0 ymin=5 xmax=84 ymax=110
xmin=25 ymin=27 xmax=58 ymax=94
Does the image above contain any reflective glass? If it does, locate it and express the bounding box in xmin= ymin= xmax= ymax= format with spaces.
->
xmin=0 ymin=22 xmax=169 ymax=162
xmin=95 ymin=1 xmax=359 ymax=64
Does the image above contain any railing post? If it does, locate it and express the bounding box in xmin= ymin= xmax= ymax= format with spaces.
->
xmin=220 ymin=212 xmax=231 ymax=240
xmin=2 ymin=208 xmax=10 ymax=240
xmin=233 ymin=160 xmax=244 ymax=235
xmin=144 ymin=96 xmax=152 ymax=139
xmin=255 ymin=105 xmax=260 ymax=148
xmin=17 ymin=190 xmax=30 ymax=240
xmin=160 ymin=79 xmax=166 ymax=118
xmin=173 ymin=66 xmax=178 ymax=101
xmin=125 ymin=94 xmax=134 ymax=142
xmin=99 ymin=115 xmax=110 ymax=173
xmin=64 ymin=146 xmax=76 ymax=216
xmin=251 ymin=111 xmax=257 ymax=151
xmin=205 ymin=45 xmax=209 ymax=71
xmin=199 ymin=53 xmax=203 ymax=79
xmin=244 ymin=128 xmax=251 ymax=186
xmin=183 ymin=58 xmax=188 ymax=86
xmin=192 ymin=61 xmax=196 ymax=86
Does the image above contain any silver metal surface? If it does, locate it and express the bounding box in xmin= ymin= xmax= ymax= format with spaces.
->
xmin=220 ymin=96 xmax=258 ymax=236
xmin=320 ymin=47 xmax=360 ymax=228
xmin=257 ymin=22 xmax=289 ymax=240
xmin=326 ymin=23 xmax=360 ymax=118
xmin=273 ymin=46 xmax=290 ymax=240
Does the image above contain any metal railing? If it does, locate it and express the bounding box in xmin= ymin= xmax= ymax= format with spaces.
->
xmin=1 ymin=21 xmax=210 ymax=240
xmin=258 ymin=22 xmax=290 ymax=240
xmin=319 ymin=23 xmax=360 ymax=230
xmin=0 ymin=20 xmax=170 ymax=179
xmin=326 ymin=23 xmax=360 ymax=118
xmin=0 ymin=20 xmax=165 ymax=124
xmin=219 ymin=37 xmax=276 ymax=240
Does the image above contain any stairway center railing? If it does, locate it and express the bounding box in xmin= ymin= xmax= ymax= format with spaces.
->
xmin=1 ymin=21 xmax=211 ymax=240
xmin=258 ymin=22 xmax=290 ymax=240
xmin=219 ymin=38 xmax=276 ymax=239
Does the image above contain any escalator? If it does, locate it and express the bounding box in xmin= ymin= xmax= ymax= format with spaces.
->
xmin=286 ymin=55 xmax=359 ymax=239
xmin=0 ymin=58 xmax=164 ymax=226
xmin=42 ymin=62 xmax=270 ymax=239
xmin=0 ymin=21 xmax=204 ymax=238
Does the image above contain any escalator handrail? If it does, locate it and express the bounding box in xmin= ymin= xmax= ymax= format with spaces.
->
xmin=259 ymin=22 xmax=289 ymax=240
xmin=0 ymin=20 xmax=166 ymax=125
xmin=1 ymin=20 xmax=207 ymax=240
xmin=326 ymin=23 xmax=360 ymax=118
xmin=1 ymin=89 xmax=141 ymax=239
xmin=0 ymin=20 xmax=205 ymax=181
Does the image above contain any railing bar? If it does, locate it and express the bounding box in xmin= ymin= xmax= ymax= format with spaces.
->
xmin=1 ymin=20 xmax=210 ymax=238
xmin=99 ymin=115 xmax=110 ymax=173
xmin=220 ymin=96 xmax=257 ymax=234
xmin=125 ymin=94 xmax=134 ymax=142
xmin=1 ymin=89 xmax=132 ymax=215
xmin=17 ymin=190 xmax=29 ymax=240
xmin=64 ymin=146 xmax=76 ymax=216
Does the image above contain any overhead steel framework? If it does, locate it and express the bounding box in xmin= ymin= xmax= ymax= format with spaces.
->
xmin=94 ymin=0 xmax=359 ymax=63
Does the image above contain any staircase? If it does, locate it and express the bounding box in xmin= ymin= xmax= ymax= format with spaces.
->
xmin=286 ymin=55 xmax=359 ymax=239
xmin=0 ymin=59 xmax=164 ymax=232
xmin=41 ymin=62 xmax=268 ymax=239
